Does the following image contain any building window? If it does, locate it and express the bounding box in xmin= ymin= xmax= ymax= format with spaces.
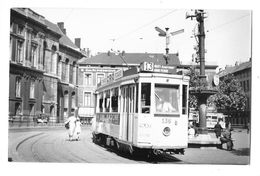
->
xmin=50 ymin=105 xmax=54 ymax=118
xmin=15 ymin=77 xmax=21 ymax=97
xmin=17 ymin=40 xmax=23 ymax=63
xmin=64 ymin=108 xmax=68 ymax=118
xmin=17 ymin=25 xmax=24 ymax=36
xmin=85 ymin=73 xmax=92 ymax=86
xmin=10 ymin=22 xmax=13 ymax=32
xmin=71 ymin=92 xmax=76 ymax=108
xmin=65 ymin=59 xmax=69 ymax=82
xmin=30 ymin=80 xmax=35 ymax=99
xmin=72 ymin=62 xmax=76 ymax=85
xmin=31 ymin=45 xmax=37 ymax=67
xmin=58 ymin=56 xmax=62 ymax=77
xmin=97 ymin=73 xmax=104 ymax=85
xmin=15 ymin=103 xmax=22 ymax=115
xmin=29 ymin=104 xmax=35 ymax=116
xmin=84 ymin=92 xmax=91 ymax=107
xmin=64 ymin=91 xmax=69 ymax=108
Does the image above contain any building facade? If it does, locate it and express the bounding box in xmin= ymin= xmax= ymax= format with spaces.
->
xmin=9 ymin=8 xmax=84 ymax=125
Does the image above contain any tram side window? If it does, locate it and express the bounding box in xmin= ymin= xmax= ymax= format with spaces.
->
xmin=99 ymin=94 xmax=103 ymax=112
xmin=141 ymin=83 xmax=151 ymax=113
xmin=112 ymin=88 xmax=118 ymax=112
xmin=182 ymin=85 xmax=188 ymax=115
xmin=105 ymin=90 xmax=110 ymax=112
xmin=135 ymin=83 xmax=138 ymax=113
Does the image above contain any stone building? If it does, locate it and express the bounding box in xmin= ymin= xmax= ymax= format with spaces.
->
xmin=9 ymin=8 xmax=85 ymax=125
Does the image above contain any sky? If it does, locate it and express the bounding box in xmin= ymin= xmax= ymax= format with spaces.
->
xmin=30 ymin=8 xmax=252 ymax=69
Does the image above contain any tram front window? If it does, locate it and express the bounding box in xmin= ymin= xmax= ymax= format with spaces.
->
xmin=155 ymin=84 xmax=179 ymax=114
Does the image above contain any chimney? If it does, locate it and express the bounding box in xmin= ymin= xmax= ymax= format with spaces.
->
xmin=57 ymin=22 xmax=66 ymax=35
xmin=74 ymin=38 xmax=81 ymax=48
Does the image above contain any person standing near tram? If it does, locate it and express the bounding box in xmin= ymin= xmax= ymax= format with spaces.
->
xmin=65 ymin=109 xmax=78 ymax=141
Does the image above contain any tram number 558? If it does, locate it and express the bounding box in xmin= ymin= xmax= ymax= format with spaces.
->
xmin=162 ymin=118 xmax=171 ymax=124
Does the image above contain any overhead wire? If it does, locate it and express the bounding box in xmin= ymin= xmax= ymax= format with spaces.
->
xmin=206 ymin=13 xmax=250 ymax=33
xmin=115 ymin=9 xmax=179 ymax=41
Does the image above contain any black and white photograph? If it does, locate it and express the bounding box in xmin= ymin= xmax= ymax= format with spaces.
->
xmin=1 ymin=0 xmax=260 ymax=176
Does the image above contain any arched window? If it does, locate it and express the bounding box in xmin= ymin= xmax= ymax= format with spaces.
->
xmin=57 ymin=55 xmax=62 ymax=77
xmin=65 ymin=59 xmax=69 ymax=82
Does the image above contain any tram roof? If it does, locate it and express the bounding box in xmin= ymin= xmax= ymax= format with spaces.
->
xmin=78 ymin=52 xmax=180 ymax=66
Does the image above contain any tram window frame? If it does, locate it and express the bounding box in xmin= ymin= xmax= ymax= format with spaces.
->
xmin=99 ymin=93 xmax=103 ymax=112
xmin=141 ymin=83 xmax=151 ymax=114
xmin=105 ymin=90 xmax=110 ymax=112
xmin=135 ymin=83 xmax=138 ymax=113
xmin=182 ymin=85 xmax=188 ymax=115
xmin=111 ymin=87 xmax=119 ymax=112
xmin=154 ymin=84 xmax=179 ymax=114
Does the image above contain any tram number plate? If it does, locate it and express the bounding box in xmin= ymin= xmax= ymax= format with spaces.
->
xmin=162 ymin=118 xmax=171 ymax=124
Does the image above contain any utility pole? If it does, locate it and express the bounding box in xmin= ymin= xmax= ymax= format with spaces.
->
xmin=186 ymin=9 xmax=210 ymax=134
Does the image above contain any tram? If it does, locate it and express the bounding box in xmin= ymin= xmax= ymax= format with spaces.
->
xmin=92 ymin=62 xmax=190 ymax=156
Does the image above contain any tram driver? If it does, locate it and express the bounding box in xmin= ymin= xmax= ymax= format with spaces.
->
xmin=156 ymin=94 xmax=176 ymax=113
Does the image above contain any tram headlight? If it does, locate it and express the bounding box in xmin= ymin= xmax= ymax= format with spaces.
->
xmin=162 ymin=127 xmax=171 ymax=136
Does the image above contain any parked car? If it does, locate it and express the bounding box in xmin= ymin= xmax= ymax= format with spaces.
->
xmin=37 ymin=114 xmax=48 ymax=124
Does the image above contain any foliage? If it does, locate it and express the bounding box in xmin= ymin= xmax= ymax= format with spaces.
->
xmin=186 ymin=67 xmax=247 ymax=115
xmin=211 ymin=74 xmax=247 ymax=114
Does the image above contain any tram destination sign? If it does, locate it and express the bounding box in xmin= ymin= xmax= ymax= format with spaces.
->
xmin=140 ymin=62 xmax=176 ymax=74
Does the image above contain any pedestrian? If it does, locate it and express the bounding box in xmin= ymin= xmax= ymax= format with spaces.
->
xmin=64 ymin=112 xmax=77 ymax=141
xmin=220 ymin=124 xmax=233 ymax=150
xmin=188 ymin=124 xmax=195 ymax=138
xmin=74 ymin=117 xmax=82 ymax=141
xmin=214 ymin=120 xmax=223 ymax=138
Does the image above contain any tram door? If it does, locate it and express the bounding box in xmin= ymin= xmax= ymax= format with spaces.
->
xmin=121 ymin=85 xmax=135 ymax=142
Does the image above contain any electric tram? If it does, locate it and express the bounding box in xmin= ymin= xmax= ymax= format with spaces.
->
xmin=92 ymin=62 xmax=190 ymax=156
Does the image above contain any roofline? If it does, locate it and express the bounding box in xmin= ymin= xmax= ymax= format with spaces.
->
xmin=11 ymin=8 xmax=47 ymax=29
xmin=59 ymin=43 xmax=85 ymax=57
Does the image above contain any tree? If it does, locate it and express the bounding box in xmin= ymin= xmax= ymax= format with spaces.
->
xmin=210 ymin=73 xmax=247 ymax=118
xmin=186 ymin=67 xmax=247 ymax=118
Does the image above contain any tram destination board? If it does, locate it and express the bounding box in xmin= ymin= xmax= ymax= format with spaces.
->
xmin=140 ymin=62 xmax=176 ymax=74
